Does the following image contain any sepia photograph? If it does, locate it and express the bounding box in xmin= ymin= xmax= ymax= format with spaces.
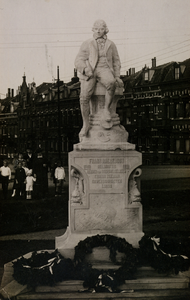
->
xmin=0 ymin=0 xmax=190 ymax=298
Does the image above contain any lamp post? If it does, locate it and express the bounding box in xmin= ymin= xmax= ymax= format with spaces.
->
xmin=57 ymin=66 xmax=61 ymax=160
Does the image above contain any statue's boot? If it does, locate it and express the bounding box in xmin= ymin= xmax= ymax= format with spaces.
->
xmin=100 ymin=109 xmax=113 ymax=129
xmin=102 ymin=109 xmax=112 ymax=121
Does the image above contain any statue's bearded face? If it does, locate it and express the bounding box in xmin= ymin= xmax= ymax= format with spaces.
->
xmin=93 ymin=25 xmax=106 ymax=38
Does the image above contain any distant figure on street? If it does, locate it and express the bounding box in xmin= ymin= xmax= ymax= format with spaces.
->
xmin=13 ymin=153 xmax=24 ymax=170
xmin=33 ymin=148 xmax=48 ymax=199
xmin=14 ymin=161 xmax=26 ymax=199
xmin=54 ymin=161 xmax=65 ymax=196
xmin=12 ymin=153 xmax=25 ymax=197
xmin=24 ymin=148 xmax=34 ymax=170
xmin=22 ymin=160 xmax=29 ymax=175
xmin=50 ymin=159 xmax=58 ymax=187
xmin=0 ymin=160 xmax=11 ymax=200
xmin=26 ymin=169 xmax=36 ymax=199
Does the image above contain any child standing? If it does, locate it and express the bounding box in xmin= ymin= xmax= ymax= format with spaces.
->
xmin=54 ymin=161 xmax=65 ymax=196
xmin=26 ymin=169 xmax=36 ymax=199
xmin=0 ymin=160 xmax=11 ymax=200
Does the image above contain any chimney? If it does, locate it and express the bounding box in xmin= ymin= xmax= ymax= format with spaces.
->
xmin=12 ymin=89 xmax=14 ymax=98
xmin=129 ymin=68 xmax=135 ymax=76
xmin=152 ymin=57 xmax=156 ymax=68
xmin=71 ymin=68 xmax=79 ymax=84
xmin=74 ymin=68 xmax=77 ymax=77
xmin=131 ymin=68 xmax=135 ymax=75
xmin=8 ymin=88 xmax=11 ymax=98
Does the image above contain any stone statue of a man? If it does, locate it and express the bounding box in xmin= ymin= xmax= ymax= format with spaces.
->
xmin=75 ymin=19 xmax=123 ymax=139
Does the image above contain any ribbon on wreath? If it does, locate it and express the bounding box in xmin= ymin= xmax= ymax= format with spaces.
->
xmin=151 ymin=236 xmax=189 ymax=260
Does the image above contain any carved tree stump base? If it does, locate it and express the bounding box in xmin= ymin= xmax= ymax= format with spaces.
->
xmin=75 ymin=82 xmax=135 ymax=150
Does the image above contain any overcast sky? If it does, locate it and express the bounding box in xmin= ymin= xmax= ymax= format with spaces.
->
xmin=0 ymin=0 xmax=190 ymax=97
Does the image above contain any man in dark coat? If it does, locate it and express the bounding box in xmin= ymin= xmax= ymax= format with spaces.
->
xmin=23 ymin=148 xmax=34 ymax=170
xmin=32 ymin=149 xmax=48 ymax=199
xmin=14 ymin=161 xmax=26 ymax=199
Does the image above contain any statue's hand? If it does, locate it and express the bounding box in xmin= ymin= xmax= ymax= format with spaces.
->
xmin=84 ymin=67 xmax=93 ymax=79
xmin=115 ymin=77 xmax=124 ymax=88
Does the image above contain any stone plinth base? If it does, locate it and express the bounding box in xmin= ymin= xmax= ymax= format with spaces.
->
xmin=56 ymin=228 xmax=144 ymax=259
xmin=74 ymin=141 xmax=135 ymax=151
xmin=56 ymin=149 xmax=143 ymax=259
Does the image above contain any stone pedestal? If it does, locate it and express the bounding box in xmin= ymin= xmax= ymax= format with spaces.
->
xmin=56 ymin=80 xmax=144 ymax=259
xmin=56 ymin=150 xmax=143 ymax=258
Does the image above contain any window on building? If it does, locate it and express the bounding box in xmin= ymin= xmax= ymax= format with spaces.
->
xmin=153 ymin=105 xmax=158 ymax=119
xmin=74 ymin=110 xmax=79 ymax=126
xmin=185 ymin=103 xmax=190 ymax=118
xmin=145 ymin=106 xmax=149 ymax=118
xmin=118 ymin=109 xmax=123 ymax=122
xmin=185 ymin=140 xmax=190 ymax=153
xmin=22 ymin=120 xmax=26 ymax=129
xmin=40 ymin=119 xmax=44 ymax=128
xmin=15 ymin=125 xmax=18 ymax=136
xmin=154 ymin=105 xmax=158 ymax=114
xmin=175 ymin=103 xmax=180 ymax=118
xmin=126 ymin=117 xmax=131 ymax=124
xmin=166 ymin=104 xmax=170 ymax=119
xmin=126 ymin=107 xmax=131 ymax=124
xmin=176 ymin=139 xmax=180 ymax=153
xmin=55 ymin=141 xmax=58 ymax=151
xmin=63 ymin=111 xmax=67 ymax=125
xmin=146 ymin=138 xmax=150 ymax=148
xmin=175 ymin=67 xmax=180 ymax=80
xmin=36 ymin=119 xmax=39 ymax=128
xmin=53 ymin=118 xmax=58 ymax=127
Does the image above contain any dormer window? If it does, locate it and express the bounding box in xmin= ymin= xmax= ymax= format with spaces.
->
xmin=144 ymin=71 xmax=149 ymax=81
xmin=144 ymin=69 xmax=154 ymax=81
xmin=175 ymin=66 xmax=180 ymax=80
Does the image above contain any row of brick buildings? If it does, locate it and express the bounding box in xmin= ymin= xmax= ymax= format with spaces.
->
xmin=0 ymin=57 xmax=190 ymax=165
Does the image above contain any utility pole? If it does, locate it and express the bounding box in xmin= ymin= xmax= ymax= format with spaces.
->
xmin=57 ymin=66 xmax=61 ymax=160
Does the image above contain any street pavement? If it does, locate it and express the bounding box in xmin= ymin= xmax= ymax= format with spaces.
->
xmin=0 ymin=228 xmax=66 ymax=241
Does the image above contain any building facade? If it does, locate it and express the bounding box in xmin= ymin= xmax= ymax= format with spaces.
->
xmin=0 ymin=58 xmax=190 ymax=165
xmin=16 ymin=72 xmax=81 ymax=165
xmin=0 ymin=88 xmax=19 ymax=159
xmin=120 ymin=58 xmax=190 ymax=165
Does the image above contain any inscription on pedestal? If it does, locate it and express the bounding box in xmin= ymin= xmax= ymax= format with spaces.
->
xmin=75 ymin=157 xmax=129 ymax=191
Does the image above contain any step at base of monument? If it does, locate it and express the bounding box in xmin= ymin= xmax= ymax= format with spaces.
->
xmin=16 ymin=276 xmax=190 ymax=300
xmin=16 ymin=289 xmax=190 ymax=300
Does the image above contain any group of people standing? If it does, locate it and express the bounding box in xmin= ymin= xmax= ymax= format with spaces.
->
xmin=0 ymin=148 xmax=66 ymax=200
xmin=11 ymin=150 xmax=36 ymax=200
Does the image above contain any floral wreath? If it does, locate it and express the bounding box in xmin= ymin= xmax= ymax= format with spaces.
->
xmin=73 ymin=234 xmax=139 ymax=292
xmin=11 ymin=234 xmax=190 ymax=293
